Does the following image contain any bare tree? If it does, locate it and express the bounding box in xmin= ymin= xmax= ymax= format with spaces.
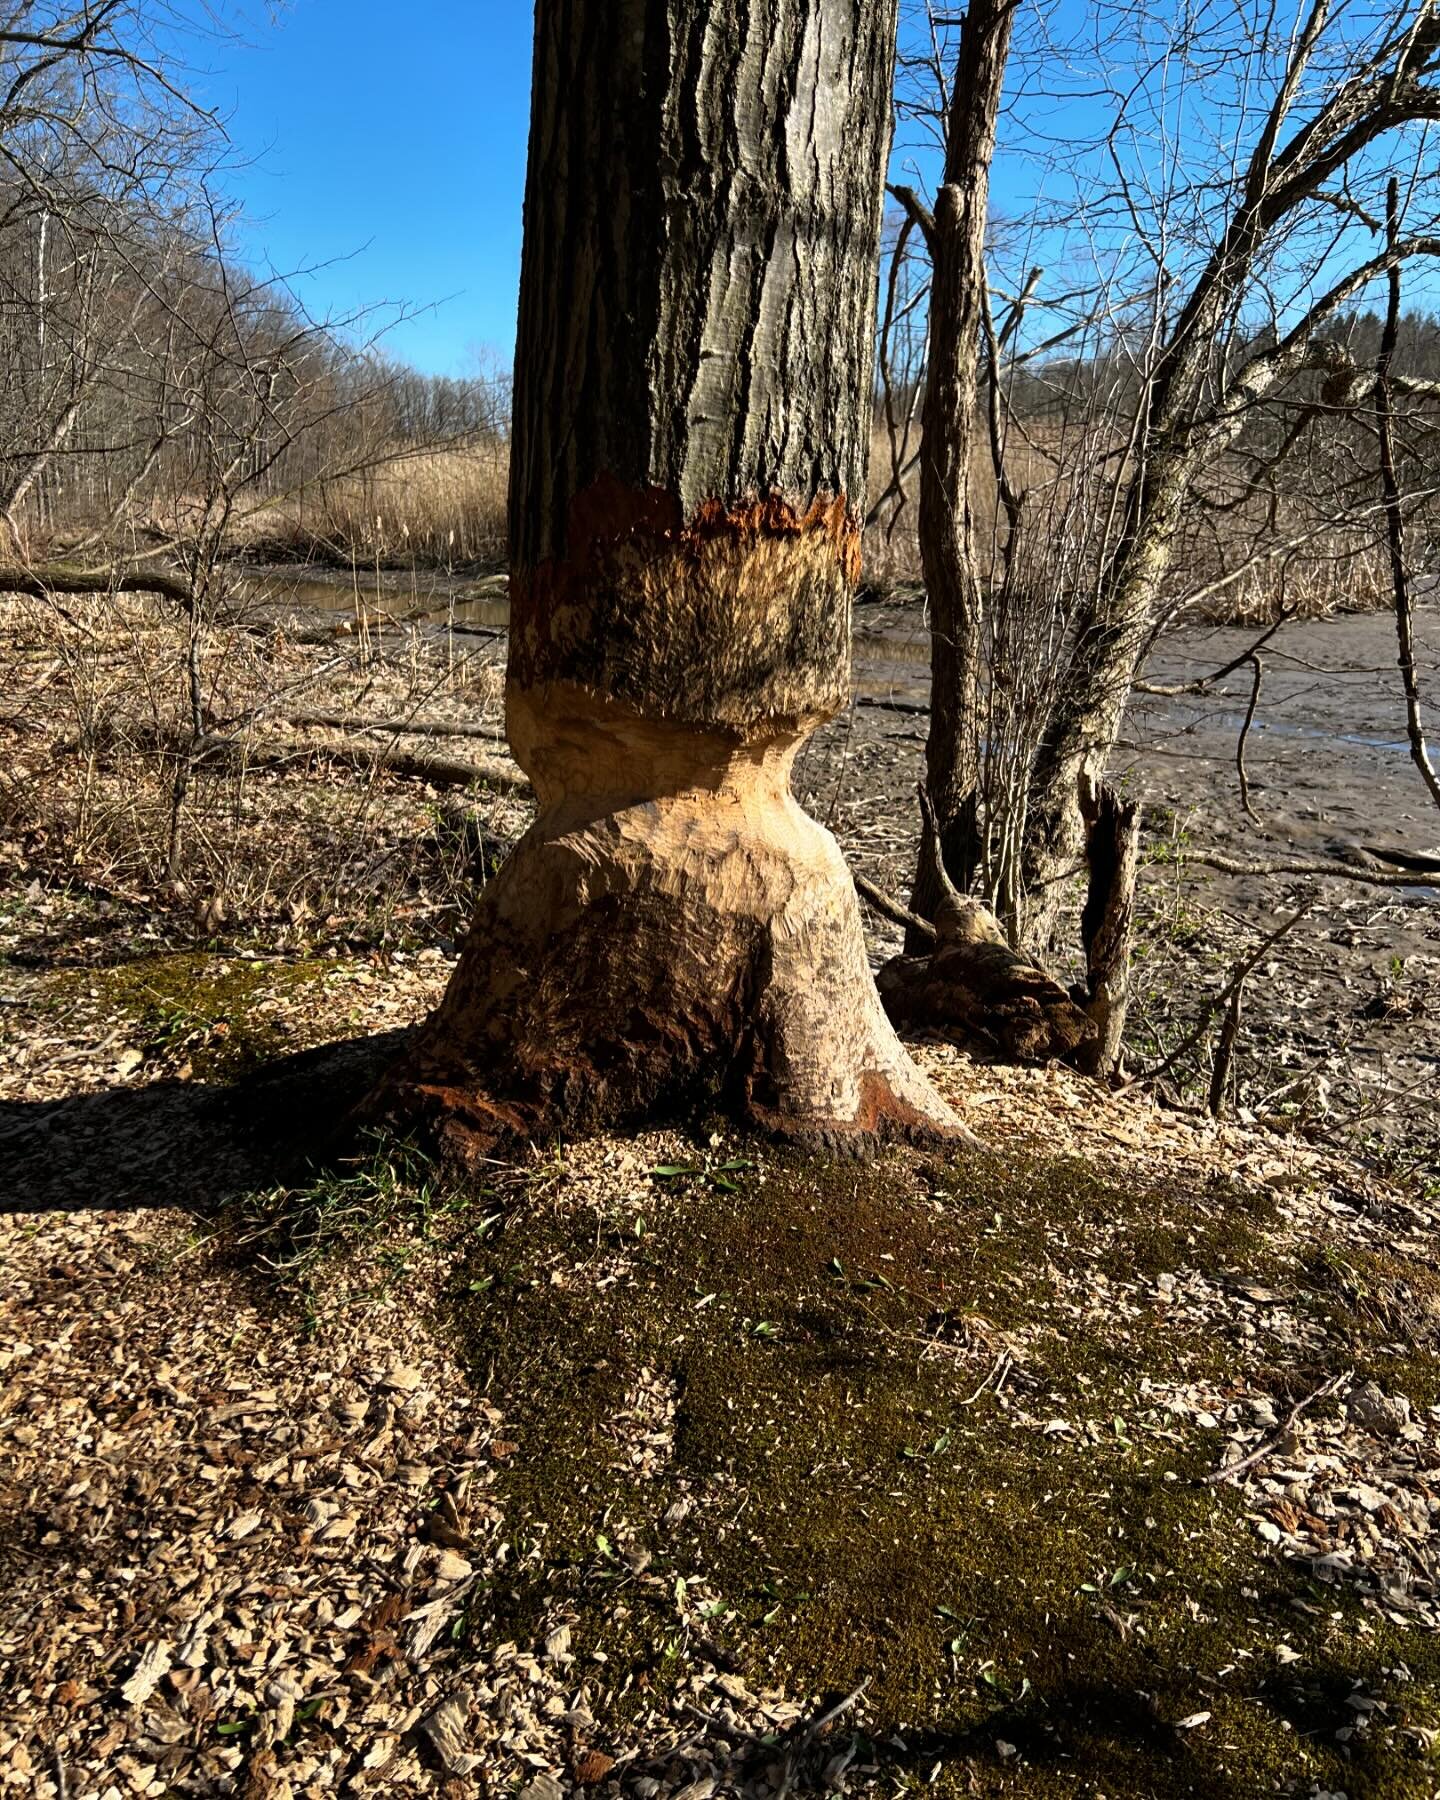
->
xmin=888 ymin=0 xmax=1019 ymax=943
xmin=0 ymin=2 xmax=220 ymax=546
xmin=1019 ymin=0 xmax=1440 ymax=924
xmin=872 ymin=0 xmax=1440 ymax=1082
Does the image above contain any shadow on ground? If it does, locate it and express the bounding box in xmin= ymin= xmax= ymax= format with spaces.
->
xmin=0 ymin=1029 xmax=409 ymax=1213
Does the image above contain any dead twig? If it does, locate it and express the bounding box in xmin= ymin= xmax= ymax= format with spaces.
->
xmin=1182 ymin=852 xmax=1433 ymax=890
xmin=1235 ymin=653 xmax=1263 ymax=824
xmin=775 ymin=1678 xmax=872 ymax=1800
xmin=1204 ymin=1372 xmax=1350 ymax=1486
xmin=854 ymin=872 xmax=936 ymax=942
xmin=1139 ymin=897 xmax=1315 ymax=1087
xmin=196 ymin=734 xmax=528 ymax=793
xmin=1133 ymin=609 xmax=1294 ymax=697
xmin=960 ymin=1350 xmax=1012 ymax=1406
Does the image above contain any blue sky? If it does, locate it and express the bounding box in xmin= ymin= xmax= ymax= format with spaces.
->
xmin=192 ymin=2 xmax=1410 ymax=378
xmin=198 ymin=3 xmax=977 ymax=378
xmin=202 ymin=2 xmax=535 ymax=375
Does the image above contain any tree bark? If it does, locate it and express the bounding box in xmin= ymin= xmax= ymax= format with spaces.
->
xmin=1376 ymin=178 xmax=1440 ymax=814
xmin=1074 ymin=777 xmax=1140 ymax=1078
xmin=1019 ymin=441 xmax=1191 ymax=940
xmin=375 ymin=0 xmax=962 ymax=1164
xmin=903 ymin=0 xmax=1016 ymax=946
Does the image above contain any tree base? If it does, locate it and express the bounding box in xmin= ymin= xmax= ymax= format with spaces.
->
xmin=368 ymin=692 xmax=968 ymax=1167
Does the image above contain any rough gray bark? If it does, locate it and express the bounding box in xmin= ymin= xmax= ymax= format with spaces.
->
xmin=375 ymin=0 xmax=963 ymax=1164
xmin=894 ymin=0 xmax=1016 ymax=946
xmin=1075 ymin=779 xmax=1141 ymax=1078
xmin=1020 ymin=442 xmax=1191 ymax=932
xmin=507 ymin=0 xmax=898 ymax=732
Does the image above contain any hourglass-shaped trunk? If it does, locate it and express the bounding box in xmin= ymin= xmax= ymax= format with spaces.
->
xmin=378 ymin=0 xmax=962 ymax=1162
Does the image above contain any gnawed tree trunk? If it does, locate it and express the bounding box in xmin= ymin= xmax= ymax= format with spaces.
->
xmin=876 ymin=788 xmax=1094 ymax=1063
xmin=374 ymin=0 xmax=963 ymax=1165
xmin=1075 ymin=778 xmax=1140 ymax=1078
xmin=897 ymin=0 xmax=1016 ymax=948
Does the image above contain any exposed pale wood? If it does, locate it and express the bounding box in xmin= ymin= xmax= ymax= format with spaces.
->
xmin=390 ymin=692 xmax=971 ymax=1158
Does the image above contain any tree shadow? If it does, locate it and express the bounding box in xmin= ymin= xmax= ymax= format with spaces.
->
xmin=0 ymin=1029 xmax=409 ymax=1214
xmin=858 ymin=1652 xmax=1414 ymax=1797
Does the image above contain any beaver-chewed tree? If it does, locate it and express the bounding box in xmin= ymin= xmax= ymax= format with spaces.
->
xmin=376 ymin=0 xmax=963 ymax=1164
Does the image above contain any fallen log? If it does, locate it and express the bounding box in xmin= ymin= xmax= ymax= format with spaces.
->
xmin=196 ymin=732 xmax=529 ymax=793
xmin=286 ymin=708 xmax=507 ymax=743
xmin=0 ymin=561 xmax=193 ymax=605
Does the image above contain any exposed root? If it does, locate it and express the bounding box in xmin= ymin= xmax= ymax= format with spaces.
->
xmin=873 ymin=784 xmax=1095 ymax=1064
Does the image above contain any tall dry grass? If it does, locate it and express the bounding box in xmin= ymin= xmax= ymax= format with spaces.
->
xmin=256 ymin=444 xmax=510 ymax=569
xmin=862 ymin=414 xmax=1403 ymax=623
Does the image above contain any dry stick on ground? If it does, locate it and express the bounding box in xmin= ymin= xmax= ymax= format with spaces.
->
xmin=193 ymin=653 xmax=354 ymax=749
xmin=854 ymin=871 xmax=936 ymax=941
xmin=1132 ymin=609 xmax=1295 ymax=698
xmin=1376 ymin=178 xmax=1440 ymax=814
xmin=284 ymin=709 xmax=508 ymax=743
xmin=1204 ymin=1371 xmax=1351 ymax=1486
xmin=1235 ymin=652 xmax=1264 ymax=824
xmin=1188 ymin=851 xmax=1437 ymax=888
xmin=1139 ymin=896 xmax=1316 ymax=1088
xmin=775 ymin=1679 xmax=872 ymax=1800
xmin=196 ymin=735 xmax=528 ymax=792
xmin=856 ymin=693 xmax=931 ymax=717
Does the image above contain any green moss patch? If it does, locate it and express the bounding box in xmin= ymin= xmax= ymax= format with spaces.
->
xmin=52 ymin=950 xmax=328 ymax=1079
xmin=448 ymin=1143 xmax=1440 ymax=1798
